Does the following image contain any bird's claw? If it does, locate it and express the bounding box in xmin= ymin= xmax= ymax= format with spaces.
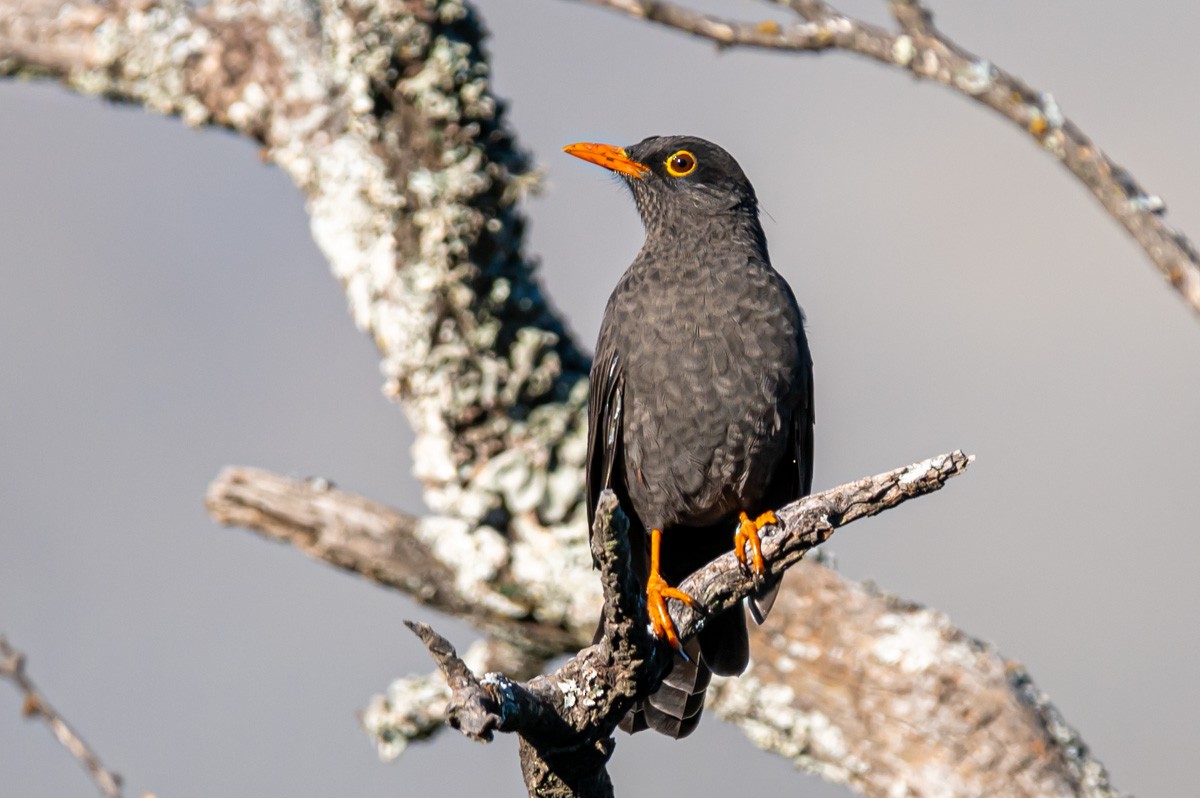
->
xmin=646 ymin=571 xmax=697 ymax=653
xmin=736 ymin=510 xmax=776 ymax=580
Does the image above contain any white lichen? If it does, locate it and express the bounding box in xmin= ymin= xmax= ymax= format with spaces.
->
xmin=899 ymin=454 xmax=943 ymax=485
xmin=1129 ymin=194 xmax=1166 ymax=214
xmin=415 ymin=516 xmax=525 ymax=617
xmin=786 ymin=639 xmax=821 ymax=660
xmin=558 ymin=679 xmax=578 ymax=709
xmin=953 ymin=59 xmax=996 ymax=95
xmin=711 ymin=672 xmax=866 ymax=784
xmin=872 ymin=610 xmax=942 ymax=673
xmin=362 ymin=672 xmax=450 ymax=761
xmin=1041 ymin=92 xmax=1064 ymax=129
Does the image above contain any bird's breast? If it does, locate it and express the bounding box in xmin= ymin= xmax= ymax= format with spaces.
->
xmin=609 ymin=258 xmax=803 ymax=528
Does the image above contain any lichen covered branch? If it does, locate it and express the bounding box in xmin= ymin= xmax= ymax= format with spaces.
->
xmin=0 ymin=636 xmax=126 ymax=798
xmin=576 ymin=0 xmax=1200 ymax=318
xmin=2 ymin=0 xmax=604 ymax=647
xmin=206 ymin=453 xmax=1121 ymax=796
xmin=716 ymin=565 xmax=1124 ymax=798
xmin=409 ymin=490 xmax=655 ymax=798
xmin=408 ymin=454 xmax=971 ymax=798
xmin=665 ymin=452 xmax=972 ymax=632
xmin=205 ymin=466 xmax=582 ymax=654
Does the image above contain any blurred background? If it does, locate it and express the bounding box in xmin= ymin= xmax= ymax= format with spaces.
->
xmin=2 ymin=1 xmax=1198 ymax=795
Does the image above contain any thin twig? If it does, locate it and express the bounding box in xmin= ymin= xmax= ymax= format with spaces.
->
xmin=0 ymin=636 xmax=125 ymax=798
xmin=572 ymin=0 xmax=1200 ymax=317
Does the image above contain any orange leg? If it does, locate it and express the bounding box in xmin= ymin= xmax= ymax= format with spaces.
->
xmin=646 ymin=527 xmax=698 ymax=652
xmin=735 ymin=510 xmax=777 ymax=578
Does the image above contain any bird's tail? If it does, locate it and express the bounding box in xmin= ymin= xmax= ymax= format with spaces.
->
xmin=605 ymin=518 xmax=773 ymax=738
xmin=597 ymin=600 xmax=751 ymax=739
xmin=619 ymin=637 xmax=710 ymax=738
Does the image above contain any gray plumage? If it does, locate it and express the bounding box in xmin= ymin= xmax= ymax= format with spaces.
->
xmin=579 ymin=135 xmax=815 ymax=738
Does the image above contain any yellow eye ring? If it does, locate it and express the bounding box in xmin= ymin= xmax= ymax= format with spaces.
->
xmin=665 ymin=150 xmax=697 ymax=178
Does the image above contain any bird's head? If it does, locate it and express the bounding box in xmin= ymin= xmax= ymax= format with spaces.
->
xmin=563 ymin=135 xmax=760 ymax=235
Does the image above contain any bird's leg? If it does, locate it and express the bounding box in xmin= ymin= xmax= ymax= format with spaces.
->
xmin=735 ymin=510 xmax=777 ymax=579
xmin=646 ymin=527 xmax=698 ymax=652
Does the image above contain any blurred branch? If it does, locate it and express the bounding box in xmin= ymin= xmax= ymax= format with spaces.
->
xmin=205 ymin=466 xmax=581 ymax=655
xmin=0 ymin=637 xmax=125 ymax=798
xmin=574 ymin=0 xmax=1200 ymax=318
xmin=719 ymin=567 xmax=1124 ymax=798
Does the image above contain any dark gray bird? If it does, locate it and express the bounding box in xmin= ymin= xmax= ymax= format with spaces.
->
xmin=564 ymin=135 xmax=815 ymax=738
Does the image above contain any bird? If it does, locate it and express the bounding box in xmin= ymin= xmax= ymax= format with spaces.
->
xmin=563 ymin=135 xmax=815 ymax=738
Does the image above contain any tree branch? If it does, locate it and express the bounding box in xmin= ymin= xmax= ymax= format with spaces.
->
xmin=409 ymin=453 xmax=971 ymax=798
xmin=0 ymin=636 xmax=125 ymax=798
xmin=573 ymin=0 xmax=1200 ymax=318
xmin=205 ymin=466 xmax=582 ymax=655
xmin=359 ymin=635 xmax=552 ymax=760
xmin=214 ymin=452 xmax=1123 ymax=796
xmin=714 ymin=567 xmax=1123 ymax=798
xmin=409 ymin=490 xmax=647 ymax=798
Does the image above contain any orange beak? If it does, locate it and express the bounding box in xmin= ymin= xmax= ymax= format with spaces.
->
xmin=562 ymin=142 xmax=649 ymax=179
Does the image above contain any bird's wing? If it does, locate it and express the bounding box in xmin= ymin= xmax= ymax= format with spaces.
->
xmin=749 ymin=349 xmax=815 ymax=623
xmin=797 ymin=355 xmax=816 ymax=498
xmin=586 ymin=330 xmax=625 ymax=556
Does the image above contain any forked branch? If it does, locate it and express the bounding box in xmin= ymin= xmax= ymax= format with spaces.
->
xmin=409 ymin=452 xmax=972 ymax=798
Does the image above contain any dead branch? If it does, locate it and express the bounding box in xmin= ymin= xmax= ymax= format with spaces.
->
xmin=409 ymin=491 xmax=647 ymax=798
xmin=202 ymin=452 xmax=1121 ymax=796
xmin=205 ymin=466 xmax=580 ymax=655
xmin=0 ymin=636 xmax=125 ymax=798
xmin=713 ymin=568 xmax=1123 ymax=798
xmin=410 ymin=453 xmax=971 ymax=798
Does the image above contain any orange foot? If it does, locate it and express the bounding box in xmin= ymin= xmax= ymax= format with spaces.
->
xmin=735 ymin=510 xmax=778 ymax=579
xmin=646 ymin=527 xmax=698 ymax=652
xmin=646 ymin=570 xmax=698 ymax=652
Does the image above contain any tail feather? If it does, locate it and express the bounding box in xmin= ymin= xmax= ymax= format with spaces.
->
xmin=620 ymin=638 xmax=710 ymax=738
xmin=749 ymin=576 xmax=782 ymax=625
xmin=697 ymin=605 xmax=749 ymax=677
xmin=600 ymin=515 xmax=784 ymax=739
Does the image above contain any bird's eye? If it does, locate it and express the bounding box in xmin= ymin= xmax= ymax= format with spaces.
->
xmin=665 ymin=150 xmax=697 ymax=178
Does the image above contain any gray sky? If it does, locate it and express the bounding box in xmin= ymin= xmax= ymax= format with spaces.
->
xmin=3 ymin=2 xmax=1199 ymax=796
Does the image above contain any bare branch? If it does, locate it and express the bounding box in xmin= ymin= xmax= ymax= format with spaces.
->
xmin=410 ymin=490 xmax=648 ymax=798
xmin=669 ymin=452 xmax=971 ymax=629
xmin=214 ymin=452 xmax=1122 ymax=796
xmin=0 ymin=637 xmax=125 ymax=798
xmin=573 ymin=0 xmax=1200 ymax=318
xmin=0 ymin=0 xmax=318 ymax=141
xmin=360 ymin=635 xmax=551 ymax=760
xmin=409 ymin=453 xmax=971 ymax=798
xmin=205 ymin=466 xmax=583 ymax=655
